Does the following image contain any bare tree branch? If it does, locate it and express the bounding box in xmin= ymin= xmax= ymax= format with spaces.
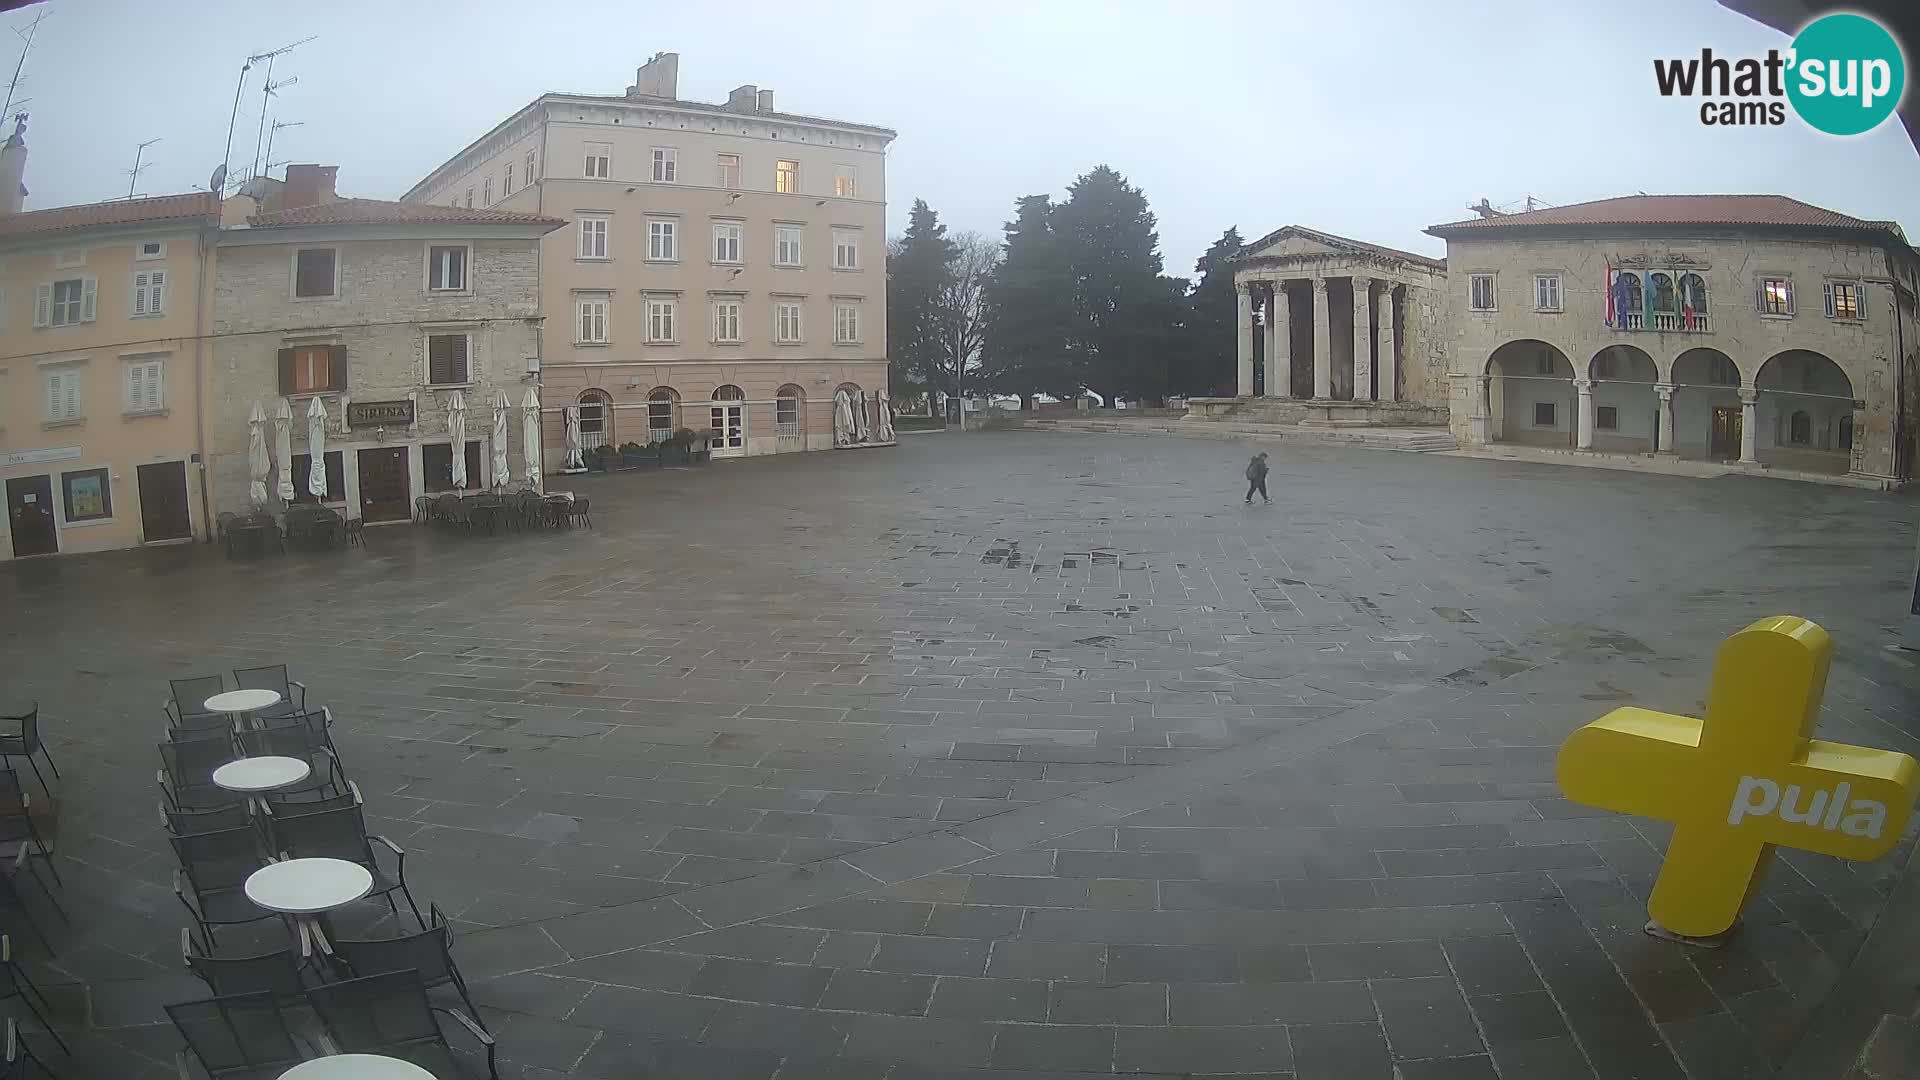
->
xmin=935 ymin=229 xmax=1000 ymax=399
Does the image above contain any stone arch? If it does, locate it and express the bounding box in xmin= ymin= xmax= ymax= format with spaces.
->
xmin=645 ymin=386 xmax=679 ymax=442
xmin=1754 ymin=350 xmax=1855 ymax=472
xmin=775 ymin=384 xmax=806 ymax=440
xmin=1484 ymin=340 xmax=1575 ymax=447
xmin=1668 ymin=348 xmax=1744 ymax=461
xmin=1586 ymin=345 xmax=1660 ymax=452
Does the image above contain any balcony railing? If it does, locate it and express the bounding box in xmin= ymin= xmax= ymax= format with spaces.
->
xmin=1612 ymin=311 xmax=1710 ymax=333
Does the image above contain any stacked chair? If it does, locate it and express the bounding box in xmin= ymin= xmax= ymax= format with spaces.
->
xmin=0 ymin=701 xmax=69 ymax=1074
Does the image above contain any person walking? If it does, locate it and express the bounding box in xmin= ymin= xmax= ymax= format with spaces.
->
xmin=1245 ymin=451 xmax=1270 ymax=505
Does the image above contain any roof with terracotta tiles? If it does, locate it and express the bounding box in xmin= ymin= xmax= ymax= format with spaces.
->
xmin=1425 ymin=194 xmax=1898 ymax=238
xmin=247 ymin=197 xmax=564 ymax=230
xmin=0 ymin=192 xmax=218 ymax=241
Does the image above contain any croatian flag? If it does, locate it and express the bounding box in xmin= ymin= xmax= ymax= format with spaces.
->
xmin=1605 ymin=264 xmax=1616 ymax=328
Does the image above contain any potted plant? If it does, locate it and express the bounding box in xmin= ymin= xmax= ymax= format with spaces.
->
xmin=618 ymin=441 xmax=649 ymax=469
xmin=586 ymin=445 xmax=614 ymax=472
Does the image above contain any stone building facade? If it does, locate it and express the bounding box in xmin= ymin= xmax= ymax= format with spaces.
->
xmin=402 ymin=53 xmax=896 ymax=464
xmin=1426 ymin=195 xmax=1920 ymax=482
xmin=1228 ymin=227 xmax=1449 ymax=424
xmin=207 ymin=167 xmax=562 ymax=524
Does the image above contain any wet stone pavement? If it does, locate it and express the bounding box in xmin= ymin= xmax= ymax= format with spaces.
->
xmin=2 ymin=429 xmax=1917 ymax=1079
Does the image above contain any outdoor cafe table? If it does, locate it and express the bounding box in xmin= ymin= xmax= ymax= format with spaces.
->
xmin=278 ymin=1054 xmax=437 ymax=1079
xmin=212 ymin=755 xmax=311 ymax=812
xmin=204 ymin=689 xmax=282 ymax=729
xmin=246 ymin=857 xmax=374 ymax=954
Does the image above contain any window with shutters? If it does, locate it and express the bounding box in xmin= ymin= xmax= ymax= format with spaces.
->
xmin=774 ymin=224 xmax=803 ymax=267
xmin=37 ymin=277 xmax=94 ymax=327
xmin=584 ymin=142 xmax=611 ymax=179
xmin=282 ymin=345 xmax=338 ymax=395
xmin=835 ymin=302 xmax=860 ymax=344
xmin=1533 ymin=274 xmax=1561 ymax=312
xmin=1759 ymin=276 xmax=1793 ymax=316
xmin=577 ymin=216 xmax=608 ymax=259
xmin=61 ymin=467 xmax=112 ymax=522
xmin=711 ymin=300 xmax=742 ymax=343
xmin=293 ymin=248 xmax=337 ymax=299
xmin=1469 ymin=273 xmax=1496 ymax=311
xmin=124 ymin=358 xmax=165 ymax=414
xmin=44 ymin=369 xmax=82 ymax=422
xmin=832 ymin=228 xmax=860 ymax=270
xmin=1826 ymin=280 xmax=1863 ymax=321
xmin=652 ymin=147 xmax=677 ymax=183
xmin=426 ymin=334 xmax=470 ymax=385
xmin=646 ymin=298 xmax=676 ymax=343
xmin=647 ymin=219 xmax=677 ymax=261
xmin=131 ymin=269 xmax=168 ymax=316
xmin=426 ymin=244 xmax=469 ymax=292
xmin=834 ymin=166 xmax=858 ymax=198
xmin=712 ymin=222 xmax=743 ymax=264
xmin=775 ymin=301 xmax=803 ymax=343
xmin=576 ymin=295 xmax=609 ymax=344
xmin=716 ymin=153 xmax=740 ymax=189
xmin=775 ymin=159 xmax=799 ymax=193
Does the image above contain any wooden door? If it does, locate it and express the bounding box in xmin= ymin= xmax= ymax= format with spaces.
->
xmin=1710 ymin=407 xmax=1742 ymax=459
xmin=357 ymin=447 xmax=411 ymax=523
xmin=5 ymin=475 xmax=57 ymax=557
xmin=137 ymin=461 xmax=193 ymax=542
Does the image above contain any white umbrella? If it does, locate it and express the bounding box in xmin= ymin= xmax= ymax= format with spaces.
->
xmin=876 ymin=389 xmax=896 ymax=442
xmin=273 ymin=398 xmax=295 ymax=502
xmin=522 ymin=388 xmax=543 ymax=489
xmin=305 ymin=396 xmax=328 ymax=498
xmin=563 ymin=406 xmax=585 ymax=470
xmin=834 ymin=390 xmax=856 ymax=446
xmin=247 ymin=402 xmax=270 ymax=505
xmin=853 ymin=391 xmax=872 ymax=441
xmin=491 ymin=391 xmax=511 ymax=491
xmin=447 ymin=391 xmax=468 ymax=490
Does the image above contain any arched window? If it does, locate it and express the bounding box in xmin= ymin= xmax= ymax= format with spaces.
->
xmin=1650 ymin=273 xmax=1676 ymax=313
xmin=710 ymin=385 xmax=747 ymax=454
xmin=1789 ymin=410 xmax=1811 ymax=445
xmin=577 ymin=390 xmax=611 ymax=450
xmin=1679 ymin=273 xmax=1708 ymax=314
xmin=1612 ymin=271 xmax=1643 ymax=328
xmin=1838 ymin=413 xmax=1854 ymax=450
xmin=712 ymin=384 xmax=745 ymax=401
xmin=646 ymin=388 xmax=679 ymax=443
xmin=776 ymin=384 xmax=805 ymax=437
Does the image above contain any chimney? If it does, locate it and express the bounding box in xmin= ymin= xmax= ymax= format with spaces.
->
xmin=0 ymin=113 xmax=28 ymax=216
xmin=626 ymin=51 xmax=679 ymax=99
xmin=725 ymin=84 xmax=759 ymax=112
xmin=282 ymin=164 xmax=338 ymax=210
xmin=755 ymin=89 xmax=775 ymax=113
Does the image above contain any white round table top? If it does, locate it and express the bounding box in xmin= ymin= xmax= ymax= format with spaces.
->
xmin=277 ymin=1054 xmax=437 ymax=1080
xmin=204 ymin=688 xmax=283 ymax=714
xmin=213 ymin=756 xmax=311 ymax=793
xmin=245 ymin=858 xmax=374 ymax=914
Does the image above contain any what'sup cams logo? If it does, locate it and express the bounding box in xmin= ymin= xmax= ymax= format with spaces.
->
xmin=1654 ymin=12 xmax=1906 ymax=135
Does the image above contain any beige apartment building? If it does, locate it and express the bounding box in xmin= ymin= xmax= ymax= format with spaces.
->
xmin=403 ymin=53 xmax=895 ymax=463
xmin=0 ymin=119 xmax=224 ymax=560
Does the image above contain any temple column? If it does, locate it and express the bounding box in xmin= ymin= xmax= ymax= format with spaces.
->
xmin=1654 ymin=383 xmax=1675 ymax=453
xmin=1376 ymin=283 xmax=1397 ymax=402
xmin=1574 ymin=378 xmax=1595 ymax=450
xmin=1739 ymin=388 xmax=1759 ymax=463
xmin=1269 ymin=283 xmax=1291 ymax=398
xmin=1311 ymin=278 xmax=1332 ymax=399
xmin=1236 ymin=284 xmax=1254 ymax=397
xmin=1353 ymin=278 xmax=1375 ymax=401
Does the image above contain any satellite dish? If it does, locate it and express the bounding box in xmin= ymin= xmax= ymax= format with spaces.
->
xmin=209 ymin=164 xmax=227 ymax=193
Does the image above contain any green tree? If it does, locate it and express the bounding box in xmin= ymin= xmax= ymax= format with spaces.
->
xmin=1183 ymin=226 xmax=1244 ymax=396
xmin=981 ymin=194 xmax=1078 ymax=403
xmin=1055 ymin=165 xmax=1169 ymax=405
xmin=886 ymin=199 xmax=957 ymax=398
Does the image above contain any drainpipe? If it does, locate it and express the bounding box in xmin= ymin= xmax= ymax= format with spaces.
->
xmin=193 ymin=221 xmax=214 ymax=541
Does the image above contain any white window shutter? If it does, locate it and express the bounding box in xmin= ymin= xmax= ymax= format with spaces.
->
xmin=33 ymin=284 xmax=49 ymax=327
xmin=1823 ymin=282 xmax=1835 ymax=318
xmin=81 ymin=277 xmax=97 ymax=322
xmin=151 ymin=270 xmax=166 ymax=313
xmin=1785 ymin=280 xmax=1795 ymax=315
xmin=126 ymin=364 xmax=142 ymax=407
xmin=1859 ymin=283 xmax=1869 ymax=321
xmin=133 ymin=272 xmax=148 ymax=315
xmin=45 ymin=374 xmax=58 ymax=417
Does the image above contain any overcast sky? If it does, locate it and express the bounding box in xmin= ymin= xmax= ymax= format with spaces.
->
xmin=11 ymin=0 xmax=1920 ymax=274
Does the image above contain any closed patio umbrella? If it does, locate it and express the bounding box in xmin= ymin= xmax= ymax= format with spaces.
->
xmin=491 ymin=391 xmax=511 ymax=491
xmin=305 ymin=396 xmax=328 ymax=499
xmin=522 ymin=388 xmax=543 ymax=489
xmin=447 ymin=391 xmax=468 ymax=490
xmin=563 ymin=406 xmax=584 ymax=470
xmin=247 ymin=402 xmax=270 ymax=505
xmin=876 ymin=389 xmax=896 ymax=442
xmin=834 ymin=390 xmax=856 ymax=446
xmin=854 ymin=391 xmax=872 ymax=441
xmin=273 ymin=398 xmax=295 ymax=502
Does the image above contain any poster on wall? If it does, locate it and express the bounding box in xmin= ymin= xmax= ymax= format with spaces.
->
xmin=67 ymin=473 xmax=106 ymax=518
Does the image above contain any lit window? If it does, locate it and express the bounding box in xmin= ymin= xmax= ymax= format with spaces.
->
xmin=651 ymin=147 xmax=677 ymax=183
xmin=132 ymin=268 xmax=168 ymax=316
xmin=577 ymin=296 xmax=609 ymax=343
xmin=775 ymin=301 xmax=803 ymax=343
xmin=647 ymin=220 xmax=678 ymax=261
xmin=427 ymin=245 xmax=468 ymax=292
xmin=426 ymin=334 xmax=469 ymax=385
xmin=578 ymin=217 xmax=608 ymax=259
xmin=1533 ymin=274 xmax=1561 ymax=311
xmin=834 ymin=167 xmax=858 ymax=198
xmin=832 ymin=228 xmax=860 ymax=270
xmin=584 ymin=143 xmax=611 ymax=179
xmin=293 ymin=249 xmax=336 ymax=298
xmin=1469 ymin=273 xmax=1495 ymax=311
xmin=835 ymin=302 xmax=859 ymax=343
xmin=646 ymin=298 xmax=676 ymax=343
xmin=1760 ymin=277 xmax=1793 ymax=316
xmin=716 ymin=153 xmax=740 ymax=189
xmin=713 ymin=222 xmax=743 ymax=264
xmin=1827 ymin=280 xmax=1863 ymax=320
xmin=36 ymin=276 xmax=95 ymax=327
xmin=712 ymin=300 xmax=742 ymax=343
xmin=283 ymin=345 xmax=334 ymax=395
xmin=44 ymin=368 xmax=82 ymax=421
xmin=125 ymin=358 xmax=165 ymax=412
xmin=775 ymin=224 xmax=802 ymax=267
xmin=775 ymin=159 xmax=799 ymax=194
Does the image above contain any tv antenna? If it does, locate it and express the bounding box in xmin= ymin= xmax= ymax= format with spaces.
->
xmin=220 ymin=35 xmax=314 ymax=193
xmin=250 ymin=75 xmax=298 ymax=182
xmin=262 ymin=119 xmax=303 ymax=178
xmin=1 ymin=8 xmax=48 ymax=120
xmin=127 ymin=137 xmax=161 ymax=199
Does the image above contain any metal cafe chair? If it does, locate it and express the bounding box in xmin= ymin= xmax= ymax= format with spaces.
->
xmin=0 ymin=936 xmax=66 ymax=1057
xmin=0 ymin=772 xmax=58 ymax=891
xmin=181 ymin=928 xmax=311 ymax=1005
xmin=158 ymin=735 xmax=244 ymax=812
xmin=232 ymin=725 xmax=344 ymax=802
xmin=231 ymin=665 xmax=306 ymax=721
xmin=159 ymin=801 xmax=252 ymax=840
xmin=0 ymin=706 xmax=59 ymax=801
xmin=330 ymin=902 xmax=486 ymax=1031
xmin=165 ymin=675 xmax=229 ymax=730
xmin=306 ymin=970 xmax=497 ymax=1079
xmin=265 ymin=802 xmax=424 ymax=930
xmin=170 ymin=827 xmax=274 ymax=947
xmin=165 ymin=991 xmax=312 ymax=1080
xmin=0 ymin=1017 xmax=63 ymax=1080
xmin=0 ymin=848 xmax=65 ymax=955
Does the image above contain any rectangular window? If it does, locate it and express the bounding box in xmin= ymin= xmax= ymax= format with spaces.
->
xmin=45 ymin=369 xmax=82 ymax=421
xmin=1469 ymin=273 xmax=1496 ymax=311
xmin=525 ymin=148 xmax=537 ymax=182
xmin=482 ymin=177 xmax=492 ymax=206
xmin=503 ymin=163 xmax=514 ymax=195
xmin=423 ymin=441 xmax=483 ymax=492
xmin=125 ymin=358 xmax=165 ymax=413
xmin=1760 ymin=277 xmax=1794 ymax=316
xmin=291 ymin=450 xmax=345 ymax=504
xmin=716 ymin=153 xmax=740 ymax=189
xmin=37 ymin=277 xmax=95 ymax=327
xmin=646 ymin=298 xmax=676 ymax=343
xmin=832 ymin=228 xmax=860 ymax=270
xmin=465 ymin=189 xmax=474 ymax=209
xmin=834 ymin=166 xmax=858 ymax=198
xmin=578 ymin=217 xmax=608 ymax=259
xmin=647 ymin=219 xmax=678 ymax=261
xmin=775 ymin=224 xmax=803 ymax=267
xmin=584 ymin=142 xmax=611 ymax=179
xmin=294 ymin=248 xmax=337 ymax=298
xmin=835 ymin=302 xmax=859 ymax=343
xmin=651 ymin=147 xmax=677 ymax=183
xmin=775 ymin=301 xmax=803 ymax=343
xmin=1826 ymin=280 xmax=1863 ymax=320
xmin=132 ymin=268 xmax=167 ymax=316
xmin=427 ymin=334 xmax=470 ymax=385
xmin=137 ymin=240 xmax=165 ymax=260
xmin=712 ymin=222 xmax=743 ymax=264
xmin=61 ymin=467 xmax=111 ymax=522
xmin=288 ymin=345 xmax=332 ymax=395
xmin=1533 ymin=401 xmax=1556 ymax=427
xmin=1596 ymin=405 xmax=1618 ymax=431
xmin=712 ymin=300 xmax=742 ymax=343
xmin=576 ymin=295 xmax=609 ymax=343
xmin=775 ymin=159 xmax=799 ymax=194
xmin=427 ymin=244 xmax=468 ymax=292
xmin=1533 ymin=274 xmax=1561 ymax=311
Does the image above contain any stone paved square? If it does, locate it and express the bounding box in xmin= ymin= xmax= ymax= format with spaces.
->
xmin=2 ymin=429 xmax=1915 ymax=1078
